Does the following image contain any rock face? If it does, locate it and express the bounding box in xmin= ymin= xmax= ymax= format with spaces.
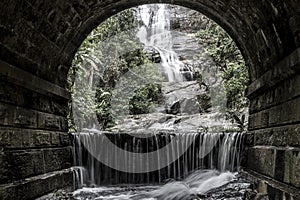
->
xmin=162 ymin=81 xmax=210 ymax=114
xmin=108 ymin=80 xmax=233 ymax=133
xmin=0 ymin=0 xmax=299 ymax=199
xmin=109 ymin=112 xmax=233 ymax=133
xmin=144 ymin=47 xmax=161 ymax=63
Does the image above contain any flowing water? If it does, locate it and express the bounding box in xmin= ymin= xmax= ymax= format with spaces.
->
xmin=136 ymin=4 xmax=190 ymax=82
xmin=73 ymin=131 xmax=244 ymax=184
xmin=72 ymin=170 xmax=247 ymax=200
xmin=72 ymin=131 xmax=245 ymax=199
xmin=70 ymin=4 xmax=249 ymax=200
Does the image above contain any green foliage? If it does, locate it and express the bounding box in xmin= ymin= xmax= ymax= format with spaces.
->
xmin=232 ymin=114 xmax=247 ymax=131
xmin=95 ymin=49 xmax=156 ymax=129
xmin=68 ymin=8 xmax=145 ymax=130
xmin=68 ymin=6 xmax=250 ymax=131
xmin=95 ymin=87 xmax=114 ymax=129
xmin=129 ymin=83 xmax=163 ymax=114
xmin=69 ymin=9 xmax=138 ymax=89
xmin=196 ymin=19 xmax=249 ymax=127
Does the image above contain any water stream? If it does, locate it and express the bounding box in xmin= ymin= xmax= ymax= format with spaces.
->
xmin=72 ymin=131 xmax=245 ymax=199
xmin=73 ymin=131 xmax=244 ymax=184
xmin=137 ymin=4 xmax=190 ymax=82
xmin=72 ymin=170 xmax=246 ymax=200
xmin=70 ymin=4 xmax=249 ymax=200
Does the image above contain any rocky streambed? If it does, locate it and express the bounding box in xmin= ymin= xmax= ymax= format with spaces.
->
xmin=38 ymin=171 xmax=258 ymax=200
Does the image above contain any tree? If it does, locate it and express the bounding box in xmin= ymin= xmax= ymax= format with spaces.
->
xmin=196 ymin=19 xmax=249 ymax=129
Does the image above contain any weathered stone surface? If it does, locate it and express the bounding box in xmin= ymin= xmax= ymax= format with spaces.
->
xmin=58 ymin=132 xmax=71 ymax=146
xmin=0 ymin=169 xmax=73 ymax=200
xmin=268 ymin=98 xmax=300 ymax=126
xmin=33 ymin=132 xmax=52 ymax=146
xmin=37 ymin=111 xmax=68 ymax=131
xmin=38 ymin=112 xmax=62 ymax=130
xmin=248 ymin=110 xmax=269 ymax=130
xmin=3 ymin=147 xmax=71 ymax=181
xmin=248 ymin=147 xmax=300 ymax=189
xmin=283 ymin=149 xmax=300 ymax=188
xmin=249 ymin=97 xmax=300 ymax=130
xmin=267 ymin=185 xmax=295 ymax=200
xmin=243 ymin=170 xmax=300 ymax=200
xmin=6 ymin=150 xmax=45 ymax=180
xmin=0 ymin=155 xmax=9 ymax=183
xmin=249 ymin=74 xmax=300 ymax=114
xmin=0 ymin=127 xmax=69 ymax=149
xmin=253 ymin=125 xmax=300 ymax=147
xmin=0 ymin=103 xmax=38 ymax=128
xmin=247 ymin=147 xmax=275 ymax=177
xmin=247 ymin=48 xmax=300 ymax=100
xmin=43 ymin=148 xmax=72 ymax=172
xmin=0 ymin=61 xmax=71 ymax=101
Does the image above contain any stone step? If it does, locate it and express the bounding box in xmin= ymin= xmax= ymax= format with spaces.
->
xmin=0 ymin=169 xmax=73 ymax=200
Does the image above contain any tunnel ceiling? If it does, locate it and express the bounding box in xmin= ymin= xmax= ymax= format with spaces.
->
xmin=0 ymin=0 xmax=299 ymax=87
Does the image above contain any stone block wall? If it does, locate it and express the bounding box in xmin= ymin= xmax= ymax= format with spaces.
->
xmin=0 ymin=61 xmax=73 ymax=199
xmin=245 ymin=48 xmax=300 ymax=199
xmin=0 ymin=0 xmax=299 ymax=199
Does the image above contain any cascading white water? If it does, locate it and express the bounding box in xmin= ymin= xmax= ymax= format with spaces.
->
xmin=73 ymin=170 xmax=238 ymax=200
xmin=72 ymin=131 xmax=244 ymax=188
xmin=71 ymin=4 xmax=247 ymax=199
xmin=136 ymin=4 xmax=187 ymax=82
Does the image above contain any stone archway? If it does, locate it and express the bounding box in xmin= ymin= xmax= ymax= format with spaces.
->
xmin=0 ymin=0 xmax=299 ymax=199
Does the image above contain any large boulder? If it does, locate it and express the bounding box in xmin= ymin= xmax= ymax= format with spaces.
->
xmin=161 ymin=81 xmax=211 ymax=115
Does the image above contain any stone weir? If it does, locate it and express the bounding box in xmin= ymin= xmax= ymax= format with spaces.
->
xmin=72 ymin=130 xmax=244 ymax=188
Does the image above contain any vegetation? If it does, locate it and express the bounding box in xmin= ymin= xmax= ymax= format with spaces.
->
xmin=129 ymin=83 xmax=163 ymax=115
xmin=195 ymin=20 xmax=249 ymax=130
xmin=68 ymin=9 xmax=164 ymax=130
xmin=95 ymin=49 xmax=163 ymax=128
xmin=68 ymin=6 xmax=249 ymax=131
xmin=169 ymin=6 xmax=249 ymax=130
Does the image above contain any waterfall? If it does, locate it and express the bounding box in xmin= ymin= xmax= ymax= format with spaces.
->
xmin=136 ymin=4 xmax=188 ymax=82
xmin=70 ymin=4 xmax=247 ymax=198
xmin=72 ymin=131 xmax=244 ymax=187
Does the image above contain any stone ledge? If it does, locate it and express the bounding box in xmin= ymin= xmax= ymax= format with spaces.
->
xmin=0 ymin=59 xmax=70 ymax=100
xmin=0 ymin=79 xmax=68 ymax=116
xmin=1 ymin=147 xmax=72 ymax=182
xmin=0 ymin=169 xmax=73 ymax=200
xmin=246 ymin=47 xmax=300 ymax=99
xmin=242 ymin=169 xmax=300 ymax=199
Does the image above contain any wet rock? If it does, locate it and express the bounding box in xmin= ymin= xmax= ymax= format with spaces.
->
xmin=108 ymin=112 xmax=234 ymax=133
xmin=181 ymin=71 xmax=193 ymax=81
xmin=144 ymin=47 xmax=161 ymax=63
xmin=39 ymin=173 xmax=258 ymax=200
xmin=107 ymin=80 xmax=224 ymax=133
xmin=162 ymin=81 xmax=209 ymax=114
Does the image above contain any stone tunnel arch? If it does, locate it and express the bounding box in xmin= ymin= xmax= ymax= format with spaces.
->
xmin=0 ymin=0 xmax=299 ymax=199
xmin=64 ymin=0 xmax=256 ymax=80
